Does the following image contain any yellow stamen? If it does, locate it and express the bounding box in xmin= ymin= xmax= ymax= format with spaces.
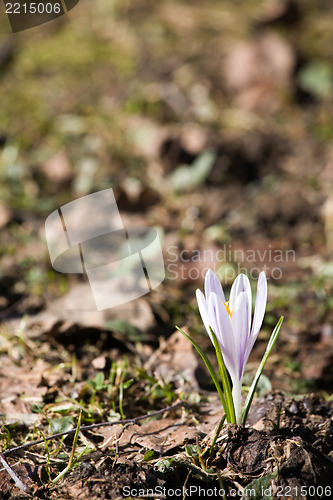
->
xmin=224 ymin=301 xmax=233 ymax=320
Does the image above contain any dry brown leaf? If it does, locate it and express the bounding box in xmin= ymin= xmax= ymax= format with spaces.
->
xmin=40 ymin=151 xmax=72 ymax=183
xmin=144 ymin=330 xmax=199 ymax=390
xmin=0 ymin=202 xmax=12 ymax=229
xmin=12 ymin=283 xmax=155 ymax=337
xmin=224 ymin=33 xmax=295 ymax=111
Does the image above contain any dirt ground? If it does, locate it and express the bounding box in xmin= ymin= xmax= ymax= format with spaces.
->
xmin=1 ymin=1 xmax=333 ymax=498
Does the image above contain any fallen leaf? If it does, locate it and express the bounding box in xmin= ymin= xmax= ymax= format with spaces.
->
xmin=40 ymin=151 xmax=72 ymax=183
xmin=224 ymin=33 xmax=295 ymax=111
xmin=0 ymin=202 xmax=12 ymax=229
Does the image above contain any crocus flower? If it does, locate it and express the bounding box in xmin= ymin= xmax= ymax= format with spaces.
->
xmin=196 ymin=269 xmax=267 ymax=424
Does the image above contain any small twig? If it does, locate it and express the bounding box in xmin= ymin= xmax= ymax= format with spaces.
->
xmin=0 ymin=454 xmax=30 ymax=493
xmin=2 ymin=401 xmax=184 ymax=457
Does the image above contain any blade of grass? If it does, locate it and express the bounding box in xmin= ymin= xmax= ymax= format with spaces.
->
xmin=176 ymin=327 xmax=228 ymax=419
xmin=119 ymin=383 xmax=125 ymax=419
xmin=68 ymin=410 xmax=82 ymax=469
xmin=209 ymin=414 xmax=226 ymax=455
xmin=40 ymin=432 xmax=51 ymax=465
xmin=241 ymin=316 xmax=284 ymax=425
xmin=210 ymin=327 xmax=236 ymax=423
xmin=217 ymin=471 xmax=228 ymax=500
xmin=52 ymin=411 xmax=82 ymax=485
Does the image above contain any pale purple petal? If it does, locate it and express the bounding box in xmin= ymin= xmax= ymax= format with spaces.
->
xmin=196 ymin=289 xmax=212 ymax=341
xmin=208 ymin=292 xmax=238 ymax=380
xmin=208 ymin=293 xmax=233 ymax=348
xmin=232 ymin=291 xmax=250 ymax=379
xmin=229 ymin=274 xmax=252 ymax=330
xmin=243 ymin=335 xmax=257 ymax=369
xmin=204 ymin=269 xmax=225 ymax=303
xmin=221 ymin=349 xmax=238 ymax=385
xmin=229 ymin=273 xmax=244 ymax=311
xmin=244 ymin=271 xmax=267 ymax=363
xmin=250 ymin=271 xmax=267 ymax=338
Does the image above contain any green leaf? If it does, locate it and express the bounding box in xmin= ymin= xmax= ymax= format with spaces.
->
xmin=144 ymin=449 xmax=160 ymax=461
xmin=47 ymin=402 xmax=75 ymax=413
xmin=169 ymin=150 xmax=216 ymax=191
xmin=69 ymin=411 xmax=82 ymax=469
xmin=49 ymin=416 xmax=74 ymax=434
xmin=185 ymin=444 xmax=199 ymax=459
xmin=156 ymin=458 xmax=174 ymax=473
xmin=122 ymin=378 xmax=134 ymax=390
xmin=243 ymin=470 xmax=278 ymax=499
xmin=52 ymin=411 xmax=83 ymax=485
xmin=209 ymin=414 xmax=226 ymax=454
xmin=210 ymin=327 xmax=236 ymax=423
xmin=176 ymin=327 xmax=228 ymax=418
xmin=297 ymin=61 xmax=333 ymax=98
xmin=242 ymin=317 xmax=283 ymax=425
xmin=95 ymin=372 xmax=105 ymax=391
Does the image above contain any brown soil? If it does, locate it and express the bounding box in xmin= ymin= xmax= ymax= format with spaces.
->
xmin=1 ymin=394 xmax=332 ymax=499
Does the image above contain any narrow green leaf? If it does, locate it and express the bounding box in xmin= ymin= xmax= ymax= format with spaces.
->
xmin=209 ymin=414 xmax=226 ymax=454
xmin=52 ymin=411 xmax=82 ymax=485
xmin=243 ymin=470 xmax=278 ymax=499
xmin=119 ymin=383 xmax=125 ymax=419
xmin=122 ymin=378 xmax=134 ymax=390
xmin=210 ymin=327 xmax=236 ymax=423
xmin=68 ymin=410 xmax=82 ymax=469
xmin=241 ymin=317 xmax=284 ymax=425
xmin=176 ymin=327 xmax=228 ymax=417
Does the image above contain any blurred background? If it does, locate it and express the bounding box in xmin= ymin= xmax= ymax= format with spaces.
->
xmin=1 ymin=0 xmax=333 ymax=395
